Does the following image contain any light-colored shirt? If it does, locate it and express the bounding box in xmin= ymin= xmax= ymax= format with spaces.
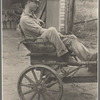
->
xmin=19 ymin=11 xmax=45 ymax=39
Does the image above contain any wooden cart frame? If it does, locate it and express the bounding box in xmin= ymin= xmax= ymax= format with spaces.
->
xmin=17 ymin=37 xmax=97 ymax=100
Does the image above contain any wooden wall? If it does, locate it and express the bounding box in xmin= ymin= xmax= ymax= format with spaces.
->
xmin=46 ymin=0 xmax=60 ymax=31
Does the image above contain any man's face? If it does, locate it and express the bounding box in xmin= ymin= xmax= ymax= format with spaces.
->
xmin=29 ymin=1 xmax=39 ymax=12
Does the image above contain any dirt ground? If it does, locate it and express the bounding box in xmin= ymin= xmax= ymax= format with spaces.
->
xmin=2 ymin=29 xmax=97 ymax=100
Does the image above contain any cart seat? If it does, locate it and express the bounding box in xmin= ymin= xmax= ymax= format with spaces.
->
xmin=21 ymin=39 xmax=56 ymax=53
xmin=20 ymin=39 xmax=57 ymax=61
xmin=18 ymin=25 xmax=56 ymax=53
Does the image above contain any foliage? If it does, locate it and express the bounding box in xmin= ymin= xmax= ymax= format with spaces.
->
xmin=73 ymin=0 xmax=98 ymax=50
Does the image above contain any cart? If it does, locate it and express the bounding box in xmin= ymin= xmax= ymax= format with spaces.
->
xmin=17 ymin=27 xmax=97 ymax=100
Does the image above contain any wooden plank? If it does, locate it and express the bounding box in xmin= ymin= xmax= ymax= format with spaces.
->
xmin=74 ymin=18 xmax=97 ymax=25
xmin=30 ymin=59 xmax=97 ymax=66
xmin=41 ymin=11 xmax=46 ymax=22
xmin=64 ymin=0 xmax=69 ymax=33
xmin=62 ymin=76 xmax=97 ymax=83
xmin=68 ymin=0 xmax=75 ymax=33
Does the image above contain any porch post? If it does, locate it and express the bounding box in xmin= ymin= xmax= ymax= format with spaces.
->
xmin=65 ymin=0 xmax=75 ymax=34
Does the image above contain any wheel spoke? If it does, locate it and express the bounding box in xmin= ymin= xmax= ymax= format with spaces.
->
xmin=22 ymin=89 xmax=35 ymax=95
xmin=31 ymin=70 xmax=38 ymax=82
xmin=45 ymin=92 xmax=55 ymax=100
xmin=41 ymin=93 xmax=46 ymax=100
xmin=30 ymin=92 xmax=37 ymax=100
xmin=38 ymin=93 xmax=40 ymax=100
xmin=20 ymin=83 xmax=34 ymax=88
xmin=43 ymin=73 xmax=52 ymax=83
xmin=46 ymin=89 xmax=60 ymax=100
xmin=24 ymin=75 xmax=35 ymax=84
xmin=39 ymin=69 xmax=44 ymax=82
xmin=46 ymin=80 xmax=58 ymax=88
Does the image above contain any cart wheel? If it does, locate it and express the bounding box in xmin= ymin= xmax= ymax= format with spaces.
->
xmin=17 ymin=65 xmax=63 ymax=100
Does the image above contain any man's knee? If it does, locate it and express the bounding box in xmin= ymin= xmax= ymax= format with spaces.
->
xmin=48 ymin=27 xmax=56 ymax=31
xmin=48 ymin=27 xmax=57 ymax=34
xmin=72 ymin=38 xmax=77 ymax=42
xmin=71 ymin=38 xmax=79 ymax=47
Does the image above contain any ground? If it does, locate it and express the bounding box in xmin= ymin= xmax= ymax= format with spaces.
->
xmin=2 ymin=29 xmax=97 ymax=100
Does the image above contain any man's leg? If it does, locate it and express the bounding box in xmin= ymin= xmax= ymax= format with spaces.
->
xmin=63 ymin=36 xmax=96 ymax=61
xmin=71 ymin=39 xmax=92 ymax=61
xmin=40 ymin=27 xmax=68 ymax=57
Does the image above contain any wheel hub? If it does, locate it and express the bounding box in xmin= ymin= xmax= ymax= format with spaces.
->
xmin=37 ymin=85 xmax=42 ymax=90
xmin=36 ymin=84 xmax=46 ymax=92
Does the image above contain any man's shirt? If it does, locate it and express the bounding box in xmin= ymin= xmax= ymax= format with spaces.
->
xmin=19 ymin=11 xmax=45 ymax=39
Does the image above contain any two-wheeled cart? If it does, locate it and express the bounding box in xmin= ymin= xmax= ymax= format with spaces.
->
xmin=17 ymin=36 xmax=97 ymax=100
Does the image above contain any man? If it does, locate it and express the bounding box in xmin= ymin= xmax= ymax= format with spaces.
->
xmin=19 ymin=0 xmax=97 ymax=71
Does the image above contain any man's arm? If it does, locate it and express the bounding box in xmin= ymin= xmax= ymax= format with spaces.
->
xmin=20 ymin=16 xmax=46 ymax=35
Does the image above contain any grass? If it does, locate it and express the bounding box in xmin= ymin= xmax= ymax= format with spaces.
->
xmin=75 ymin=0 xmax=97 ymax=22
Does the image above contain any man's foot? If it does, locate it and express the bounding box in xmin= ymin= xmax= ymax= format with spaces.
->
xmin=88 ymin=52 xmax=97 ymax=73
xmin=58 ymin=52 xmax=70 ymax=62
xmin=90 ymin=52 xmax=97 ymax=61
xmin=60 ymin=52 xmax=70 ymax=61
xmin=60 ymin=52 xmax=78 ymax=64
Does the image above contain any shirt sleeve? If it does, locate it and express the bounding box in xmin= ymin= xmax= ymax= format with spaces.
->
xmin=21 ymin=16 xmax=45 ymax=35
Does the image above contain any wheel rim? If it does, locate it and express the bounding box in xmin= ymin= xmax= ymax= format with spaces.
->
xmin=17 ymin=65 xmax=63 ymax=100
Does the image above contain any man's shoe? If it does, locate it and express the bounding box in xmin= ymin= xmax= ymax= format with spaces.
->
xmin=88 ymin=52 xmax=97 ymax=73
xmin=66 ymin=56 xmax=78 ymax=65
xmin=58 ymin=52 xmax=70 ymax=62
xmin=90 ymin=52 xmax=97 ymax=61
xmin=59 ymin=52 xmax=78 ymax=65
xmin=61 ymin=52 xmax=70 ymax=61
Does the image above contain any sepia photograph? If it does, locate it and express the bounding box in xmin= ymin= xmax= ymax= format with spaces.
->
xmin=2 ymin=0 xmax=98 ymax=100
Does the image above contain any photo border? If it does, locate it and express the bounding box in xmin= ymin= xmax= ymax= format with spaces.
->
xmin=0 ymin=0 xmax=99 ymax=100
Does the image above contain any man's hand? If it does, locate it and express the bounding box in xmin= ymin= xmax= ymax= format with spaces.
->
xmin=38 ymin=19 xmax=45 ymax=27
xmin=64 ymin=34 xmax=77 ymax=39
xmin=59 ymin=33 xmax=77 ymax=39
xmin=39 ymin=28 xmax=47 ymax=34
xmin=58 ymin=32 xmax=65 ymax=38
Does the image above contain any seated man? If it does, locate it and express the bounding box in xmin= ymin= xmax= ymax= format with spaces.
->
xmin=18 ymin=0 xmax=97 ymax=71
